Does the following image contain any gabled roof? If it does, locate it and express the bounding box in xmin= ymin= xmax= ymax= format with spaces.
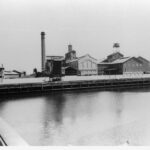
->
xmin=137 ymin=56 xmax=150 ymax=63
xmin=67 ymin=54 xmax=97 ymax=63
xmin=111 ymin=57 xmax=131 ymax=64
xmin=99 ymin=57 xmax=130 ymax=65
xmin=78 ymin=54 xmax=97 ymax=61
xmin=4 ymin=71 xmax=19 ymax=75
xmin=99 ymin=57 xmax=142 ymax=65
xmin=13 ymin=70 xmax=26 ymax=73
xmin=107 ymin=52 xmax=124 ymax=58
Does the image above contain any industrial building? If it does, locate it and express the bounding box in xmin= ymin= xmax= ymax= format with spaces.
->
xmin=67 ymin=54 xmax=98 ymax=76
xmin=137 ymin=56 xmax=150 ymax=73
xmin=0 ymin=65 xmax=25 ymax=79
xmin=45 ymin=56 xmax=64 ymax=77
xmin=65 ymin=44 xmax=77 ymax=63
xmin=98 ymin=53 xmax=146 ymax=75
xmin=40 ymin=32 xmax=64 ymax=77
xmin=40 ymin=32 xmax=150 ymax=76
xmin=4 ymin=71 xmax=20 ymax=79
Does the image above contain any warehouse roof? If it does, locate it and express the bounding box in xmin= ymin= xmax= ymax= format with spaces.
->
xmin=107 ymin=52 xmax=124 ymax=58
xmin=112 ymin=57 xmax=131 ymax=64
xmin=4 ymin=71 xmax=19 ymax=75
xmin=137 ymin=56 xmax=150 ymax=63
xmin=67 ymin=54 xmax=97 ymax=63
xmin=99 ymin=57 xmax=142 ymax=65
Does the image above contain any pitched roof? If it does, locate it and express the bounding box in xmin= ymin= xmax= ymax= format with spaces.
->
xmin=78 ymin=54 xmax=97 ymax=61
xmin=111 ymin=57 xmax=131 ymax=64
xmin=137 ymin=56 xmax=150 ymax=63
xmin=67 ymin=54 xmax=97 ymax=63
xmin=4 ymin=71 xmax=19 ymax=75
xmin=107 ymin=52 xmax=124 ymax=58
xmin=99 ymin=57 xmax=142 ymax=65
xmin=99 ymin=57 xmax=129 ymax=64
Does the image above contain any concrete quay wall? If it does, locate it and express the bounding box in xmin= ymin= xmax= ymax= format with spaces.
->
xmin=0 ymin=75 xmax=150 ymax=96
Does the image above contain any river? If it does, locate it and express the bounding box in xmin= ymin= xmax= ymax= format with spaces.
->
xmin=0 ymin=89 xmax=150 ymax=146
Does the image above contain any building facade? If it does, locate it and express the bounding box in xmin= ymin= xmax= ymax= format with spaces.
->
xmin=137 ymin=56 xmax=150 ymax=73
xmin=98 ymin=57 xmax=144 ymax=75
xmin=45 ymin=56 xmax=64 ymax=77
xmin=67 ymin=54 xmax=98 ymax=76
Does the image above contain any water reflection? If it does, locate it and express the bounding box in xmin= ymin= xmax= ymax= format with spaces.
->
xmin=40 ymin=94 xmax=66 ymax=145
xmin=0 ymin=90 xmax=150 ymax=145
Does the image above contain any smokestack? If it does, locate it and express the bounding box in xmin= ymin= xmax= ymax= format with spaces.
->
xmin=68 ymin=44 xmax=72 ymax=52
xmin=41 ymin=32 xmax=46 ymax=71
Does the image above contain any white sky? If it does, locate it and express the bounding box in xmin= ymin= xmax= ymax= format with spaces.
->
xmin=0 ymin=0 xmax=150 ymax=73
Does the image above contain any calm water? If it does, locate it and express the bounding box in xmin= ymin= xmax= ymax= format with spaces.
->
xmin=0 ymin=89 xmax=150 ymax=145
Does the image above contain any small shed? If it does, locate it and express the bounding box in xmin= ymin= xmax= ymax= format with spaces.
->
xmin=4 ymin=71 xmax=20 ymax=79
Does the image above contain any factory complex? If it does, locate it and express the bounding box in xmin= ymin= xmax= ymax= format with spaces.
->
xmin=41 ymin=32 xmax=150 ymax=78
xmin=0 ymin=32 xmax=149 ymax=95
xmin=0 ymin=31 xmax=150 ymax=79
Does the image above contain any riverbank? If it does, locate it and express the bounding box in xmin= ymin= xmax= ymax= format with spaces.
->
xmin=0 ymin=74 xmax=150 ymax=96
xmin=0 ymin=74 xmax=150 ymax=85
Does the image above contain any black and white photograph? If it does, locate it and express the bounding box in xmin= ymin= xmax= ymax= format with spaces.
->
xmin=0 ymin=0 xmax=150 ymax=148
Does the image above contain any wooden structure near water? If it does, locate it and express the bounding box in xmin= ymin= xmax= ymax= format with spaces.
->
xmin=0 ymin=77 xmax=150 ymax=96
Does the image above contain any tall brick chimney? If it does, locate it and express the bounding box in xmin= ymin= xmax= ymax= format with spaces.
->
xmin=41 ymin=32 xmax=46 ymax=71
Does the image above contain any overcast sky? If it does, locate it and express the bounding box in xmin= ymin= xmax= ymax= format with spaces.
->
xmin=1 ymin=0 xmax=150 ymax=73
